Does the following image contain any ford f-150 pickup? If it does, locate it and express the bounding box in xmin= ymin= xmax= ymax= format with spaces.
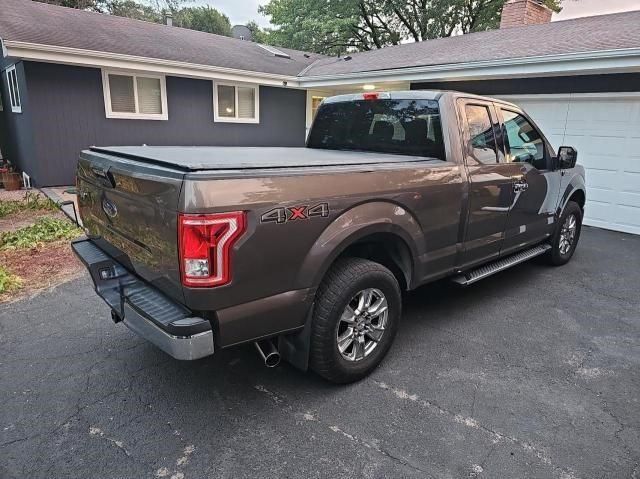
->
xmin=72 ymin=91 xmax=586 ymax=383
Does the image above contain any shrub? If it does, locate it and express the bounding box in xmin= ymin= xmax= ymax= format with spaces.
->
xmin=0 ymin=265 xmax=21 ymax=294
xmin=0 ymin=217 xmax=82 ymax=250
xmin=0 ymin=191 xmax=58 ymax=218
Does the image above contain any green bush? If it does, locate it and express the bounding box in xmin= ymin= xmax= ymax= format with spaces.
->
xmin=0 ymin=217 xmax=82 ymax=250
xmin=0 ymin=191 xmax=58 ymax=218
xmin=0 ymin=266 xmax=21 ymax=294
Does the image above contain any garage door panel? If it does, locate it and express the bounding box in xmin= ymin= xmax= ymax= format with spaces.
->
xmin=585 ymin=168 xmax=618 ymax=190
xmin=564 ymin=135 xmax=630 ymax=159
xmin=617 ymin=204 xmax=640 ymax=228
xmin=619 ymin=192 xmax=640 ymax=209
xmin=508 ymin=94 xmax=640 ymax=235
xmin=567 ymin=101 xmax=640 ymax=122
xmin=620 ymin=170 xmax=640 ymax=192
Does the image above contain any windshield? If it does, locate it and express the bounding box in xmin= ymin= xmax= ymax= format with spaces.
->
xmin=307 ymin=99 xmax=445 ymax=160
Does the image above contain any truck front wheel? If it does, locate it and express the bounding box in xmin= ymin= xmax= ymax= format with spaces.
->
xmin=546 ymin=200 xmax=583 ymax=266
xmin=309 ymin=257 xmax=401 ymax=383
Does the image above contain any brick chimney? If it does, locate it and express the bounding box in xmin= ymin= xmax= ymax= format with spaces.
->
xmin=500 ymin=0 xmax=553 ymax=29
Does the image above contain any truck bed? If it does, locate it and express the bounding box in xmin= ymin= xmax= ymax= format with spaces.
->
xmin=89 ymin=146 xmax=434 ymax=171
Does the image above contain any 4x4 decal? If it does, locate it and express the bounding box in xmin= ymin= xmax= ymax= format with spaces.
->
xmin=261 ymin=203 xmax=329 ymax=224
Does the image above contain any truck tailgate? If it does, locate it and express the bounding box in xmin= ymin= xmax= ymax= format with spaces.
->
xmin=76 ymin=150 xmax=185 ymax=303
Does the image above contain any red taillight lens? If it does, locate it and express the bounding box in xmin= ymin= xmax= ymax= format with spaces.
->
xmin=178 ymin=211 xmax=246 ymax=287
xmin=362 ymin=92 xmax=379 ymax=100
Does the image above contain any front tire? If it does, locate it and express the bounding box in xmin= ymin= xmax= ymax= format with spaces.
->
xmin=546 ymin=201 xmax=583 ymax=266
xmin=309 ymin=258 xmax=401 ymax=384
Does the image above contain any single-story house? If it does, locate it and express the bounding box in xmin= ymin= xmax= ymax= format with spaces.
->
xmin=0 ymin=0 xmax=639 ymax=235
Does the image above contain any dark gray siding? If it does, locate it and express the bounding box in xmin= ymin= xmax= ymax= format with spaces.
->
xmin=0 ymin=60 xmax=37 ymax=179
xmin=25 ymin=61 xmax=307 ymax=186
xmin=411 ymin=73 xmax=640 ymax=96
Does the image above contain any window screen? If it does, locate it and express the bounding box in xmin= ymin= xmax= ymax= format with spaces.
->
xmin=136 ymin=77 xmax=162 ymax=115
xmin=6 ymin=66 xmax=21 ymax=113
xmin=218 ymin=85 xmax=235 ymax=118
xmin=108 ymin=74 xmax=136 ymax=113
xmin=237 ymin=87 xmax=255 ymax=119
xmin=215 ymin=84 xmax=258 ymax=122
xmin=105 ymin=73 xmax=165 ymax=118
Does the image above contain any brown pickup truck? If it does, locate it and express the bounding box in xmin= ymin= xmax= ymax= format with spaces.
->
xmin=72 ymin=91 xmax=586 ymax=383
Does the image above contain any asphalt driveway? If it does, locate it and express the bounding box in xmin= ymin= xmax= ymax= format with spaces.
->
xmin=1 ymin=226 xmax=639 ymax=479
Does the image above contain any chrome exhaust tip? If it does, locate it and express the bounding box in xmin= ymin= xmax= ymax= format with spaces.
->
xmin=254 ymin=339 xmax=281 ymax=368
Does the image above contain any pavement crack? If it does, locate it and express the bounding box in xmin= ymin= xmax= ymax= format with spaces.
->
xmin=373 ymin=380 xmax=579 ymax=478
xmin=253 ymin=382 xmax=433 ymax=477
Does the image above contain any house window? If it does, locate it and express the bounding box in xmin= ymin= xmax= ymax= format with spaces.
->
xmin=102 ymin=70 xmax=168 ymax=120
xmin=213 ymin=82 xmax=259 ymax=123
xmin=5 ymin=65 xmax=21 ymax=113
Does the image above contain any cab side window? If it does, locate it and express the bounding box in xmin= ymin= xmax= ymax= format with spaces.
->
xmin=501 ymin=109 xmax=546 ymax=169
xmin=465 ymin=104 xmax=498 ymax=165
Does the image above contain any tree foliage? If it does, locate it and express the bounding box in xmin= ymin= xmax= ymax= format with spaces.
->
xmin=33 ymin=0 xmax=231 ymax=36
xmin=260 ymin=0 xmax=564 ymax=54
xmin=173 ymin=6 xmax=232 ymax=36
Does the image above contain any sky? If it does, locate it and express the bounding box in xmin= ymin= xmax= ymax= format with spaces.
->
xmin=197 ymin=0 xmax=640 ymax=28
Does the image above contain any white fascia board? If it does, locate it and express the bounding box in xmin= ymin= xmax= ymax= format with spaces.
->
xmin=297 ymin=48 xmax=640 ymax=88
xmin=495 ymin=92 xmax=640 ymax=103
xmin=4 ymin=41 xmax=301 ymax=87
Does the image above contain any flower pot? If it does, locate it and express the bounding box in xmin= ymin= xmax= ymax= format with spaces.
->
xmin=2 ymin=172 xmax=21 ymax=191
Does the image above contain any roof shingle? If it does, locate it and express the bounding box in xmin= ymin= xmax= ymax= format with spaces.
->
xmin=1 ymin=1 xmax=638 ymax=79
xmin=301 ymin=10 xmax=640 ymax=77
xmin=0 ymin=0 xmax=324 ymax=77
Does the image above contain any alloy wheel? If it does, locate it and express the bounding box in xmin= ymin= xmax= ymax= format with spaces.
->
xmin=335 ymin=288 xmax=389 ymax=362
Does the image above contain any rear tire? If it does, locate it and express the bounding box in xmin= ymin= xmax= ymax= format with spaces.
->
xmin=309 ymin=257 xmax=401 ymax=384
xmin=546 ymin=201 xmax=582 ymax=266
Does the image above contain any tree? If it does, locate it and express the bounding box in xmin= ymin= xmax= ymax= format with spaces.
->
xmin=245 ymin=20 xmax=267 ymax=43
xmin=103 ymin=0 xmax=161 ymax=22
xmin=260 ymin=0 xmax=564 ymax=54
xmin=34 ymin=0 xmax=233 ymax=36
xmin=171 ymin=6 xmax=232 ymax=36
xmin=33 ymin=0 xmax=99 ymax=9
xmin=258 ymin=0 xmax=364 ymax=55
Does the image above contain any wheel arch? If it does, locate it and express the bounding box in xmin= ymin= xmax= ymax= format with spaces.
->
xmin=296 ymin=201 xmax=424 ymax=292
xmin=557 ymin=173 xmax=587 ymax=216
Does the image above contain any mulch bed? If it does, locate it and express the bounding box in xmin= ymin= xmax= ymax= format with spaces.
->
xmin=0 ymin=240 xmax=83 ymax=303
xmin=0 ymin=210 xmax=65 ymax=234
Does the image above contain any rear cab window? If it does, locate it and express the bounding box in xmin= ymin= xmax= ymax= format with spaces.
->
xmin=307 ymin=98 xmax=446 ymax=161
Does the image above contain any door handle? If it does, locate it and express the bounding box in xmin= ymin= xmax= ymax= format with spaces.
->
xmin=513 ymin=179 xmax=528 ymax=193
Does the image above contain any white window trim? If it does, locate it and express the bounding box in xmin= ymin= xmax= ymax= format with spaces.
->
xmin=213 ymin=81 xmax=259 ymax=124
xmin=6 ymin=65 xmax=21 ymax=113
xmin=101 ymin=69 xmax=168 ymax=120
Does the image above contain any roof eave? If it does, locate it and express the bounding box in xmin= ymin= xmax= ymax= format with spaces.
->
xmin=2 ymin=40 xmax=303 ymax=87
xmin=296 ymin=47 xmax=640 ymax=87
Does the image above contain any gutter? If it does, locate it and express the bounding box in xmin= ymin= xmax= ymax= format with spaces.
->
xmin=295 ymin=47 xmax=640 ymax=87
xmin=3 ymin=40 xmax=303 ymax=87
xmin=5 ymin=39 xmax=640 ymax=89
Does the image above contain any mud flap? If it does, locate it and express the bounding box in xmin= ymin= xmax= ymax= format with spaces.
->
xmin=278 ymin=304 xmax=314 ymax=371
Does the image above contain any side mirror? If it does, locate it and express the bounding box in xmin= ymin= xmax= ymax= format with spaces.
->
xmin=557 ymin=146 xmax=578 ymax=169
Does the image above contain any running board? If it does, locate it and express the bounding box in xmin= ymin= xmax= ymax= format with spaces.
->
xmin=452 ymin=244 xmax=551 ymax=286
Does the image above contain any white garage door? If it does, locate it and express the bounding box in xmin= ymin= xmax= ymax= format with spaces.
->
xmin=498 ymin=93 xmax=640 ymax=235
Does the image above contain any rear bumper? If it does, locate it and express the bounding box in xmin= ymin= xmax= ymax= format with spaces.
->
xmin=71 ymin=238 xmax=214 ymax=360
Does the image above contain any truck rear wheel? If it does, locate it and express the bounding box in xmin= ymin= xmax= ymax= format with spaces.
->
xmin=309 ymin=257 xmax=401 ymax=383
xmin=546 ymin=200 xmax=583 ymax=266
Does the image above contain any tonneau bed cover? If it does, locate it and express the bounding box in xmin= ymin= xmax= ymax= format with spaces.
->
xmin=89 ymin=146 xmax=435 ymax=171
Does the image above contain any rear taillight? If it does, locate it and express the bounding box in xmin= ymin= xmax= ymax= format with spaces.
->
xmin=178 ymin=212 xmax=246 ymax=287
